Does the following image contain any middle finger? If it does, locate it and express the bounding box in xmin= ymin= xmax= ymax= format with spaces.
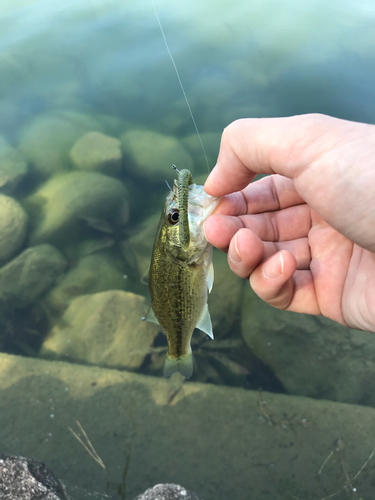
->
xmin=205 ymin=204 xmax=311 ymax=251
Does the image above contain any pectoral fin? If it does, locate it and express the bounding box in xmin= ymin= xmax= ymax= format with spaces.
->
xmin=207 ymin=262 xmax=214 ymax=293
xmin=142 ymin=306 xmax=160 ymax=325
xmin=196 ymin=304 xmax=214 ymax=339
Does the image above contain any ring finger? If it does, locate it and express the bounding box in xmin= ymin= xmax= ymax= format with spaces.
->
xmin=227 ymin=229 xmax=310 ymax=279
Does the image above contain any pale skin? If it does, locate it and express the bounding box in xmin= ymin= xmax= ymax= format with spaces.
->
xmin=203 ymin=114 xmax=375 ymax=332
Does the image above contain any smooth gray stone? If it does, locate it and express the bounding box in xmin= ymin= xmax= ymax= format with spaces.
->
xmin=0 ymin=194 xmax=28 ymax=263
xmin=0 ymin=244 xmax=67 ymax=307
xmin=241 ymin=285 xmax=375 ymax=405
xmin=0 ymin=137 xmax=28 ymax=195
xmin=120 ymin=129 xmax=193 ymax=181
xmin=70 ymin=131 xmax=122 ymax=176
xmin=26 ymin=171 xmax=128 ymax=246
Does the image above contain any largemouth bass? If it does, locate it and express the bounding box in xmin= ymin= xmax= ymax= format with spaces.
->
xmin=143 ymin=168 xmax=220 ymax=378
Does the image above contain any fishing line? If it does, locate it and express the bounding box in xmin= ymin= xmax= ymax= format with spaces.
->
xmin=152 ymin=1 xmax=210 ymax=173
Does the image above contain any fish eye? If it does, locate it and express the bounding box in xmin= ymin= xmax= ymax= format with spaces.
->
xmin=168 ymin=210 xmax=179 ymax=225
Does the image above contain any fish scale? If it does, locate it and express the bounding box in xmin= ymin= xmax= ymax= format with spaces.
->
xmin=148 ymin=222 xmax=208 ymax=356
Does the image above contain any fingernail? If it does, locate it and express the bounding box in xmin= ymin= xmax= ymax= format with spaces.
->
xmin=262 ymin=252 xmax=284 ymax=279
xmin=204 ymin=166 xmax=216 ymax=188
xmin=229 ymin=232 xmax=241 ymax=263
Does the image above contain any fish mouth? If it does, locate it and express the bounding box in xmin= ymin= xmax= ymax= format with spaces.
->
xmin=164 ymin=171 xmax=220 ymax=253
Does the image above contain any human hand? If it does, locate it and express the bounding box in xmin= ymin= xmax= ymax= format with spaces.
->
xmin=204 ymin=114 xmax=375 ymax=332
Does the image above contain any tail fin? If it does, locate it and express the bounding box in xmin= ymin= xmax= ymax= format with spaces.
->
xmin=163 ymin=351 xmax=193 ymax=379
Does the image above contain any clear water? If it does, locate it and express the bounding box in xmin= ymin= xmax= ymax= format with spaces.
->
xmin=1 ymin=0 xmax=375 ymax=499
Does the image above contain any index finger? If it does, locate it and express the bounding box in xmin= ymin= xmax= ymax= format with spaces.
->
xmin=204 ymin=114 xmax=337 ymax=197
xmin=213 ymin=174 xmax=305 ymax=217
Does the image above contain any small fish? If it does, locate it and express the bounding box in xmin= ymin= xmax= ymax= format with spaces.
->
xmin=143 ymin=168 xmax=220 ymax=378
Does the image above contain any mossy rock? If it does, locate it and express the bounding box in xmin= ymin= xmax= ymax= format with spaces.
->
xmin=0 ymin=136 xmax=28 ymax=195
xmin=70 ymin=131 xmax=122 ymax=176
xmin=0 ymin=244 xmax=67 ymax=307
xmin=45 ymin=251 xmax=126 ymax=313
xmin=41 ymin=290 xmax=159 ymax=371
xmin=0 ymin=194 xmax=28 ymax=263
xmin=26 ymin=171 xmax=128 ymax=246
xmin=120 ymin=129 xmax=193 ymax=181
xmin=18 ymin=112 xmax=105 ymax=177
xmin=241 ymin=285 xmax=375 ymax=405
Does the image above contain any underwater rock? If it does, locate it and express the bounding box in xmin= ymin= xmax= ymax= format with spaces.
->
xmin=121 ymin=212 xmax=160 ymax=279
xmin=0 ymin=194 xmax=28 ymax=263
xmin=197 ymin=350 xmax=250 ymax=386
xmin=3 ymin=352 xmax=375 ymax=500
xmin=209 ymin=249 xmax=245 ymax=338
xmin=26 ymin=171 xmax=128 ymax=245
xmin=0 ymin=101 xmax=30 ymax=139
xmin=70 ymin=131 xmax=122 ymax=176
xmin=18 ymin=112 xmax=105 ymax=177
xmin=0 ymin=455 xmax=67 ymax=500
xmin=0 ymin=136 xmax=28 ymax=195
xmin=72 ymin=236 xmax=116 ymax=257
xmin=134 ymin=484 xmax=201 ymax=500
xmin=182 ymin=131 xmax=221 ymax=172
xmin=41 ymin=290 xmax=159 ymax=370
xmin=80 ymin=215 xmax=115 ymax=234
xmin=0 ymin=244 xmax=67 ymax=307
xmin=241 ymin=286 xmax=375 ymax=405
xmin=120 ymin=129 xmax=193 ymax=181
xmin=45 ymin=251 xmax=126 ymax=313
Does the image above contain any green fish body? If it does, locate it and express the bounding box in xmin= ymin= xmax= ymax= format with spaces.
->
xmin=144 ymin=170 xmax=220 ymax=378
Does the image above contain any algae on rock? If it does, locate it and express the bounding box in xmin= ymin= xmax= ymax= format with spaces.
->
xmin=241 ymin=285 xmax=375 ymax=405
xmin=45 ymin=251 xmax=126 ymax=313
xmin=209 ymin=249 xmax=245 ymax=338
xmin=0 ymin=137 xmax=28 ymax=195
xmin=2 ymin=353 xmax=375 ymax=500
xmin=18 ymin=112 xmax=106 ymax=177
xmin=41 ymin=290 xmax=159 ymax=371
xmin=0 ymin=194 xmax=28 ymax=263
xmin=70 ymin=131 xmax=122 ymax=176
xmin=26 ymin=171 xmax=128 ymax=246
xmin=121 ymin=212 xmax=160 ymax=281
xmin=121 ymin=129 xmax=193 ymax=181
xmin=0 ymin=244 xmax=67 ymax=307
